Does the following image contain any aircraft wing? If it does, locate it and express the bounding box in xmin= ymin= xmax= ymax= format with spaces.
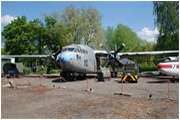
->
xmin=94 ymin=50 xmax=179 ymax=58
xmin=1 ymin=55 xmax=50 ymax=59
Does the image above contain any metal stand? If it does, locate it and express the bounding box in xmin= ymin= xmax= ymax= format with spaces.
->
xmin=59 ymin=76 xmax=62 ymax=89
xmin=166 ymin=80 xmax=177 ymax=101
xmin=121 ymin=79 xmax=123 ymax=96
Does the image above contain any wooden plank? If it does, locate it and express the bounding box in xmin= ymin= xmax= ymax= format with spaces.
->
xmin=114 ymin=92 xmax=132 ymax=96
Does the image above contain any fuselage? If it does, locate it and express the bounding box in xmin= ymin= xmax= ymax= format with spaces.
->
xmin=56 ymin=44 xmax=96 ymax=73
xmin=158 ymin=57 xmax=179 ymax=77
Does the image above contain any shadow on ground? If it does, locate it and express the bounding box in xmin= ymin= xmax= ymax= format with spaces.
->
xmin=51 ymin=75 xmax=97 ymax=83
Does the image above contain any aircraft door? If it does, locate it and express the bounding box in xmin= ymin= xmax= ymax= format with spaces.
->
xmin=76 ymin=54 xmax=81 ymax=65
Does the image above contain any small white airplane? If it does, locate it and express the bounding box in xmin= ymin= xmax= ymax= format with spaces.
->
xmin=2 ymin=43 xmax=179 ymax=81
xmin=158 ymin=56 xmax=179 ymax=78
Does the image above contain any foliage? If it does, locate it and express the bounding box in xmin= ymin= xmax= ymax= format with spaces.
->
xmin=139 ymin=64 xmax=157 ymax=73
xmin=105 ymin=24 xmax=141 ymax=52
xmin=105 ymin=26 xmax=116 ymax=50
xmin=2 ymin=16 xmax=29 ymax=55
xmin=1 ymin=35 xmax=6 ymax=48
xmin=44 ymin=5 xmax=105 ymax=48
xmin=37 ymin=66 xmax=46 ymax=75
xmin=129 ymin=41 xmax=156 ymax=65
xmin=49 ymin=69 xmax=61 ymax=74
xmin=23 ymin=66 xmax=29 ymax=75
xmin=43 ymin=15 xmax=63 ymax=53
xmin=153 ymin=1 xmax=179 ymax=50
xmin=1 ymin=48 xmax=7 ymax=55
xmin=2 ymin=15 xmax=63 ymax=69
xmin=105 ymin=24 xmax=157 ymax=65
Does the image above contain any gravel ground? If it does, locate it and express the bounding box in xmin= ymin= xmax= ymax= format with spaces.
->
xmin=1 ymin=75 xmax=179 ymax=119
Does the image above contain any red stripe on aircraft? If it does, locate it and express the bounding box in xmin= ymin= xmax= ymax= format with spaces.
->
xmin=158 ymin=64 xmax=179 ymax=69
xmin=158 ymin=64 xmax=172 ymax=69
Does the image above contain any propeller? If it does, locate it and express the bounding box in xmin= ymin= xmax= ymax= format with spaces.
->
xmin=43 ymin=45 xmax=62 ymax=67
xmin=100 ymin=43 xmax=125 ymax=68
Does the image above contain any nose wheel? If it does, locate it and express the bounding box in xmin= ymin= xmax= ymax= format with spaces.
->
xmin=60 ymin=72 xmax=78 ymax=81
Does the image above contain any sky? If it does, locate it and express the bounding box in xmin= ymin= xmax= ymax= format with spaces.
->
xmin=1 ymin=1 xmax=159 ymax=43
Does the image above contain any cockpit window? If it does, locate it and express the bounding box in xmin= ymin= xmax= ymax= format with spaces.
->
xmin=62 ymin=48 xmax=68 ymax=52
xmin=62 ymin=48 xmax=75 ymax=52
xmin=68 ymin=48 xmax=74 ymax=51
xmin=62 ymin=47 xmax=88 ymax=54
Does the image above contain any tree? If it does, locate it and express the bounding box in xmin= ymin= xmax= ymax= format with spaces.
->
xmin=44 ymin=15 xmax=64 ymax=71
xmin=44 ymin=15 xmax=63 ymax=53
xmin=2 ymin=16 xmax=37 ymax=67
xmin=106 ymin=24 xmax=140 ymax=52
xmin=153 ymin=1 xmax=179 ymax=50
xmin=2 ymin=15 xmax=63 ymax=69
xmin=2 ymin=17 xmax=39 ymax=67
xmin=105 ymin=26 xmax=116 ymax=50
xmin=1 ymin=48 xmax=7 ymax=55
xmin=44 ymin=4 xmax=105 ymax=48
xmin=105 ymin=24 xmax=156 ymax=65
xmin=1 ymin=35 xmax=6 ymax=48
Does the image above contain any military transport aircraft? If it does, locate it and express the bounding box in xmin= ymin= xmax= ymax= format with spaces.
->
xmin=2 ymin=43 xmax=179 ymax=81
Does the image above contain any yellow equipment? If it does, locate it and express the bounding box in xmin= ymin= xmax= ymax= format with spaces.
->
xmin=121 ymin=75 xmax=138 ymax=83
xmin=121 ymin=63 xmax=139 ymax=83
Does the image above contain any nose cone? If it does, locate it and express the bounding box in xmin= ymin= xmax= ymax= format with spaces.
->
xmin=59 ymin=53 xmax=73 ymax=63
xmin=157 ymin=64 xmax=162 ymax=70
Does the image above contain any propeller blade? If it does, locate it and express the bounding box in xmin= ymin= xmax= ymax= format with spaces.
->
xmin=101 ymin=58 xmax=110 ymax=68
xmin=100 ymin=44 xmax=111 ymax=56
xmin=99 ymin=43 xmax=125 ymax=68
xmin=43 ymin=45 xmax=53 ymax=56
xmin=43 ymin=45 xmax=61 ymax=68
xmin=43 ymin=45 xmax=56 ymax=61
xmin=55 ymin=48 xmax=62 ymax=56
xmin=114 ymin=58 xmax=124 ymax=68
xmin=114 ymin=43 xmax=125 ymax=55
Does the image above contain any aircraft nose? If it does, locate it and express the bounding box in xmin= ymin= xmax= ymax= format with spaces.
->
xmin=59 ymin=53 xmax=73 ymax=63
xmin=157 ymin=64 xmax=162 ymax=70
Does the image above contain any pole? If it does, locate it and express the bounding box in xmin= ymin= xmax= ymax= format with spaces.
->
xmin=121 ymin=79 xmax=123 ymax=96
xmin=60 ymin=77 xmax=61 ymax=89
xmin=36 ymin=59 xmax=37 ymax=74
xmin=40 ymin=75 xmax=42 ymax=86
xmin=87 ymin=78 xmax=88 ymax=92
xmin=168 ymin=80 xmax=170 ymax=100
xmin=166 ymin=80 xmax=177 ymax=101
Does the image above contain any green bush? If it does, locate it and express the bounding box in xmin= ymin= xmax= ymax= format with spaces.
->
xmin=23 ymin=66 xmax=29 ymax=75
xmin=139 ymin=64 xmax=157 ymax=73
xmin=37 ymin=67 xmax=46 ymax=75
xmin=49 ymin=69 xmax=61 ymax=74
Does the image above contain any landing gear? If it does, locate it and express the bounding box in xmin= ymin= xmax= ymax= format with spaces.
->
xmin=171 ymin=76 xmax=179 ymax=83
xmin=60 ymin=72 xmax=72 ymax=78
xmin=97 ymin=72 xmax=104 ymax=81
xmin=73 ymin=72 xmax=78 ymax=81
xmin=111 ymin=72 xmax=117 ymax=78
xmin=79 ymin=73 xmax=86 ymax=79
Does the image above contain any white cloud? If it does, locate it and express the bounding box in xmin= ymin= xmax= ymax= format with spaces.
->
xmin=1 ymin=15 xmax=17 ymax=24
xmin=137 ymin=27 xmax=159 ymax=43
